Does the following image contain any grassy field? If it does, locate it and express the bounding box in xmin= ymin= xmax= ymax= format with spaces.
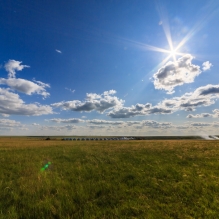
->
xmin=1 ymin=138 xmax=219 ymax=218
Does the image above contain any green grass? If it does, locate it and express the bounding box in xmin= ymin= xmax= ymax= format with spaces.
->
xmin=1 ymin=138 xmax=219 ymax=218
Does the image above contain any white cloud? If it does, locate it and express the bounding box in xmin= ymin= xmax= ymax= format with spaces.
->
xmin=103 ymin=90 xmax=117 ymax=95
xmin=65 ymin=87 xmax=75 ymax=93
xmin=55 ymin=49 xmax=62 ymax=54
xmin=33 ymin=79 xmax=50 ymax=88
xmin=0 ymin=119 xmax=22 ymax=128
xmin=107 ymin=103 xmax=172 ymax=118
xmin=107 ymin=84 xmax=219 ymax=118
xmin=32 ymin=123 xmax=40 ymax=126
xmin=202 ymin=61 xmax=212 ymax=71
xmin=39 ymin=125 xmax=76 ymax=131
xmin=190 ymin=122 xmax=212 ymax=127
xmin=0 ymin=78 xmax=50 ymax=98
xmin=0 ymin=88 xmax=53 ymax=116
xmin=85 ymin=119 xmax=173 ymax=130
xmin=187 ymin=109 xmax=219 ymax=118
xmin=141 ymin=120 xmax=172 ymax=129
xmin=46 ymin=118 xmax=84 ymax=123
xmin=187 ymin=113 xmax=211 ymax=119
xmin=86 ymin=125 xmax=107 ymax=129
xmin=1 ymin=60 xmax=50 ymax=98
xmin=87 ymin=119 xmax=124 ymax=125
xmin=4 ymin=60 xmax=29 ymax=78
xmin=213 ymin=109 xmax=219 ymax=117
xmin=153 ymin=54 xmax=201 ymax=94
xmin=52 ymin=90 xmax=124 ymax=113
xmin=160 ymin=84 xmax=219 ymax=112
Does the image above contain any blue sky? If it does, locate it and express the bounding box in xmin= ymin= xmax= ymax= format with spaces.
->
xmin=1 ymin=0 xmax=219 ymax=136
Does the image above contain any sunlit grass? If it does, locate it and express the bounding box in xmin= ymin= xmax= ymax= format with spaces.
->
xmin=1 ymin=138 xmax=219 ymax=218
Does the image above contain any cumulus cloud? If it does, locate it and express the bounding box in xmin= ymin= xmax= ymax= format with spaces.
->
xmin=85 ymin=119 xmax=174 ymax=130
xmin=40 ymin=125 xmax=76 ymax=131
xmin=1 ymin=60 xmax=50 ymax=98
xmin=4 ymin=60 xmax=29 ymax=78
xmin=175 ymin=125 xmax=189 ymax=129
xmin=46 ymin=118 xmax=84 ymax=123
xmin=187 ymin=109 xmax=219 ymax=118
xmin=160 ymin=84 xmax=219 ymax=112
xmin=107 ymin=103 xmax=172 ymax=118
xmin=202 ymin=61 xmax=212 ymax=71
xmin=187 ymin=113 xmax=211 ymax=119
xmin=0 ymin=88 xmax=53 ymax=116
xmin=153 ymin=54 xmax=201 ymax=94
xmin=141 ymin=120 xmax=172 ymax=129
xmin=52 ymin=90 xmax=124 ymax=113
xmin=32 ymin=123 xmax=40 ymax=126
xmin=0 ymin=78 xmax=50 ymax=98
xmin=0 ymin=119 xmax=22 ymax=128
xmin=190 ymin=122 xmax=211 ymax=127
xmin=107 ymin=84 xmax=219 ymax=118
xmin=87 ymin=125 xmax=107 ymax=129
xmin=87 ymin=119 xmax=124 ymax=125
xmin=103 ymin=90 xmax=117 ymax=95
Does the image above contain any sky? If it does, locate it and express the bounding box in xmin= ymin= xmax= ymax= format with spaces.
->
xmin=1 ymin=0 xmax=219 ymax=136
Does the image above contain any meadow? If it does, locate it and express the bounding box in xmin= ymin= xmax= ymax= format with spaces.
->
xmin=1 ymin=138 xmax=219 ymax=218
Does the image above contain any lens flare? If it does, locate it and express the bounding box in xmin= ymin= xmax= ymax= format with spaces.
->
xmin=40 ymin=161 xmax=52 ymax=171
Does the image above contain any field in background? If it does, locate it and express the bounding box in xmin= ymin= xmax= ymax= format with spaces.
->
xmin=1 ymin=138 xmax=219 ymax=218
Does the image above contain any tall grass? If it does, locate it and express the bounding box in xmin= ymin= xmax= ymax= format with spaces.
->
xmin=1 ymin=138 xmax=219 ymax=218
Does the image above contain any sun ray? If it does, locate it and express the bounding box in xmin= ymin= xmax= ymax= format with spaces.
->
xmin=156 ymin=1 xmax=174 ymax=52
xmin=103 ymin=0 xmax=219 ymax=68
xmin=115 ymin=37 xmax=171 ymax=54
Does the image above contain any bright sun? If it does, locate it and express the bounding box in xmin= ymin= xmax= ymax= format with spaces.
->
xmin=170 ymin=49 xmax=176 ymax=56
xmin=169 ymin=49 xmax=177 ymax=62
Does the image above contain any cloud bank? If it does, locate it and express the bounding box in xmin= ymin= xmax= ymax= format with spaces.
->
xmin=107 ymin=84 xmax=219 ymax=118
xmin=46 ymin=118 xmax=84 ymax=123
xmin=0 ymin=119 xmax=23 ymax=128
xmin=187 ymin=109 xmax=219 ymax=118
xmin=107 ymin=103 xmax=172 ymax=118
xmin=160 ymin=84 xmax=219 ymax=112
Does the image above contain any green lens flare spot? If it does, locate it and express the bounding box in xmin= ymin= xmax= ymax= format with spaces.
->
xmin=40 ymin=161 xmax=52 ymax=172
